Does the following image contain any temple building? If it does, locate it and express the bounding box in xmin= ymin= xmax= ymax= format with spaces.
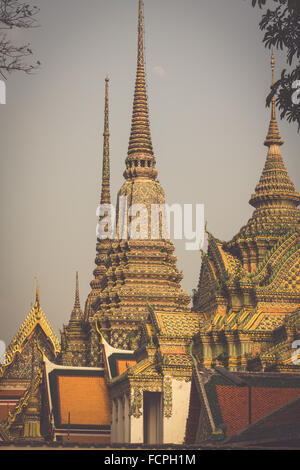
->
xmin=0 ymin=0 xmax=299 ymax=448
xmin=0 ymin=283 xmax=60 ymax=441
xmin=84 ymin=0 xmax=197 ymax=445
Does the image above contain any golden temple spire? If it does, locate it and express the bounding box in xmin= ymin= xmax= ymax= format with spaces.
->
xmin=233 ymin=53 xmax=300 ymax=245
xmin=124 ymin=0 xmax=157 ymax=180
xmin=250 ymin=53 xmax=299 ymax=213
xmin=229 ymin=53 xmax=300 ymax=255
xmin=100 ymin=77 xmax=111 ymax=205
xmin=84 ymin=78 xmax=114 ymax=321
xmin=264 ymin=51 xmax=284 ymax=147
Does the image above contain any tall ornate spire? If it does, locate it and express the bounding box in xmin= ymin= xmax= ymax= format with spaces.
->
xmin=124 ymin=0 xmax=157 ymax=180
xmin=264 ymin=51 xmax=284 ymax=147
xmin=96 ymin=0 xmax=191 ymax=350
xmin=101 ymin=77 xmax=111 ymax=205
xmin=84 ymin=78 xmax=113 ymax=320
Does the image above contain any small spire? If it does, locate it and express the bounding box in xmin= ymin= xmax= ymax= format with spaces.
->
xmin=100 ymin=77 xmax=111 ymax=205
xmin=70 ymin=272 xmax=83 ymax=321
xmin=264 ymin=51 xmax=284 ymax=147
xmin=84 ymin=79 xmax=112 ymax=321
xmin=33 ymin=279 xmax=42 ymax=320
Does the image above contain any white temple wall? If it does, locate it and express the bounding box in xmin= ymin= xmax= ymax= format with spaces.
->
xmin=163 ymin=379 xmax=191 ymax=444
xmin=130 ymin=415 xmax=143 ymax=444
xmin=124 ymin=394 xmax=130 ymax=443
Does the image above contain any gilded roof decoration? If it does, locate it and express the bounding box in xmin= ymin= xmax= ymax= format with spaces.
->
xmin=154 ymin=312 xmax=201 ymax=338
xmin=0 ymin=285 xmax=60 ymax=377
xmin=1 ymin=370 xmax=42 ymax=433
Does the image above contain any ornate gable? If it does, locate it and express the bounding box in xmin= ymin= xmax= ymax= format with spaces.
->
xmin=0 ymin=286 xmax=60 ymax=380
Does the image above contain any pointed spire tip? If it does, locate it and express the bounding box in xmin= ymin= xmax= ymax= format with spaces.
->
xmin=264 ymin=51 xmax=284 ymax=147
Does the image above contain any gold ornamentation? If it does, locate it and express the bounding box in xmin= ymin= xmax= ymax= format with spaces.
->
xmin=0 ymin=285 xmax=60 ymax=377
xmin=130 ymin=387 xmax=143 ymax=418
xmin=164 ymin=376 xmax=172 ymax=418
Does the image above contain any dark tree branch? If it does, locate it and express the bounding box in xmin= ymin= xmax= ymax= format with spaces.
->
xmin=246 ymin=0 xmax=300 ymax=130
xmin=0 ymin=0 xmax=39 ymax=29
xmin=0 ymin=0 xmax=40 ymax=79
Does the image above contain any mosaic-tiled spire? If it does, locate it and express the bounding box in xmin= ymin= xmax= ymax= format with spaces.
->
xmin=249 ymin=52 xmax=300 ymax=216
xmin=124 ymin=0 xmax=158 ymax=180
xmin=228 ymin=53 xmax=300 ymax=267
xmin=101 ymin=77 xmax=111 ymax=205
xmin=84 ymin=79 xmax=112 ymax=320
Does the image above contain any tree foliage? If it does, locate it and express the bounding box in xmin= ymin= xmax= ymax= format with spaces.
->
xmin=0 ymin=0 xmax=40 ymax=79
xmin=248 ymin=0 xmax=300 ymax=130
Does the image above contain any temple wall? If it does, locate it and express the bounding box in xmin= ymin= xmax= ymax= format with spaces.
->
xmin=124 ymin=395 xmax=130 ymax=443
xmin=163 ymin=379 xmax=191 ymax=444
xmin=130 ymin=415 xmax=143 ymax=444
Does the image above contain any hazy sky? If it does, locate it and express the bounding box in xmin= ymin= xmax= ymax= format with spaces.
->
xmin=0 ymin=0 xmax=299 ymax=345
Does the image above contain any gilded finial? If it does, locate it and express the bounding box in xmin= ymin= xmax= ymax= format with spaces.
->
xmin=271 ymin=50 xmax=276 ymax=120
xmin=138 ymin=0 xmax=144 ymax=67
xmin=264 ymin=51 xmax=284 ymax=147
xmin=34 ymin=279 xmax=42 ymax=320
xmin=104 ymin=77 xmax=109 ymax=135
